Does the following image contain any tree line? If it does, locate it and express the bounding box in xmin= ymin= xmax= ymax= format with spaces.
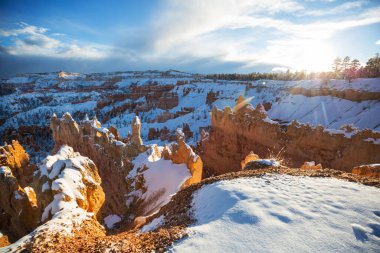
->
xmin=205 ymin=53 xmax=380 ymax=81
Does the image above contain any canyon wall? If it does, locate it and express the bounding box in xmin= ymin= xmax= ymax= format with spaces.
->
xmin=201 ymin=96 xmax=380 ymax=175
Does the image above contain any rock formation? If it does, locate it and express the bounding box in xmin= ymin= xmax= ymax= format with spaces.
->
xmin=0 ymin=140 xmax=33 ymax=182
xmin=50 ymin=113 xmax=145 ymax=217
xmin=352 ymin=164 xmax=380 ymax=178
xmin=300 ymin=161 xmax=323 ymax=170
xmin=131 ymin=116 xmax=143 ymax=147
xmin=240 ymin=152 xmax=280 ymax=170
xmin=50 ymin=113 xmax=202 ymax=223
xmin=0 ymin=141 xmax=105 ymax=245
xmin=169 ymin=129 xmax=203 ymax=186
xmin=201 ymin=96 xmax=380 ymax=175
xmin=289 ymin=86 xmax=380 ymax=101
xmin=35 ymin=145 xmax=105 ymax=221
xmin=241 ymin=152 xmax=260 ymax=170
xmin=0 ymin=166 xmax=40 ymax=242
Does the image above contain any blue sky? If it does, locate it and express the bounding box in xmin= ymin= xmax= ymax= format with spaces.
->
xmin=0 ymin=0 xmax=379 ymax=77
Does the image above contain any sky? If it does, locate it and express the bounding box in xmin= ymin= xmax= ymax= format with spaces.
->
xmin=0 ymin=0 xmax=379 ymax=77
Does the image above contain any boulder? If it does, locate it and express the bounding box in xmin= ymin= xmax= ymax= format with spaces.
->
xmin=300 ymin=161 xmax=322 ymax=170
xmin=243 ymin=159 xmax=280 ymax=170
xmin=241 ymin=152 xmax=260 ymax=170
xmin=352 ymin=164 xmax=380 ymax=178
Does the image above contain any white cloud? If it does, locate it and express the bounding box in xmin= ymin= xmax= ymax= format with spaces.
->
xmin=376 ymin=40 xmax=380 ymax=45
xmin=0 ymin=22 xmax=110 ymax=59
xmin=300 ymin=0 xmax=367 ymax=16
xmin=142 ymin=0 xmax=380 ymax=71
xmin=1 ymin=0 xmax=379 ymax=73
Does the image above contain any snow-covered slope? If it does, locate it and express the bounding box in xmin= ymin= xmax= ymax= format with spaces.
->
xmin=170 ymin=175 xmax=380 ymax=252
xmin=126 ymin=145 xmax=191 ymax=216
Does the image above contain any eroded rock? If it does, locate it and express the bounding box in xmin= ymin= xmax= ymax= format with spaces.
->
xmin=201 ymin=95 xmax=380 ymax=175
xmin=352 ymin=164 xmax=380 ymax=178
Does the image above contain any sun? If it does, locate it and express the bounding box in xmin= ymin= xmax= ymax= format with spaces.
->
xmin=292 ymin=41 xmax=334 ymax=72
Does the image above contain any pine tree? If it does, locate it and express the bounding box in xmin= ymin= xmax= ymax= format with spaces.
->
xmin=332 ymin=57 xmax=342 ymax=78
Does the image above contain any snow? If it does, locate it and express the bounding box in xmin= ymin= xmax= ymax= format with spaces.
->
xmin=104 ymin=214 xmax=122 ymax=229
xmin=41 ymin=181 xmax=50 ymax=192
xmin=141 ymin=215 xmax=164 ymax=233
xmin=245 ymin=159 xmax=280 ymax=168
xmin=134 ymin=116 xmax=141 ymax=126
xmin=14 ymin=191 xmax=24 ymax=200
xmin=24 ymin=186 xmax=36 ymax=199
xmin=127 ymin=145 xmax=191 ymax=215
xmin=364 ymin=138 xmax=380 ymax=145
xmin=39 ymin=145 xmax=96 ymax=222
xmin=171 ymin=175 xmax=380 ymax=252
xmin=1 ymin=208 xmax=93 ymax=253
xmin=0 ymin=166 xmax=12 ymax=176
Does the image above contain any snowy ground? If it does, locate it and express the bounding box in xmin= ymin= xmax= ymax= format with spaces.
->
xmin=126 ymin=145 xmax=191 ymax=215
xmin=170 ymin=175 xmax=380 ymax=253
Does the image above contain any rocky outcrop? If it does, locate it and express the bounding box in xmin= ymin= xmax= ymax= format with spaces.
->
xmin=0 ymin=141 xmax=40 ymax=241
xmin=0 ymin=166 xmax=40 ymax=241
xmin=289 ymin=87 xmax=380 ymax=101
xmin=0 ymin=140 xmax=31 ymax=181
xmin=169 ymin=129 xmax=203 ymax=186
xmin=300 ymin=161 xmax=322 ymax=170
xmin=0 ymin=141 xmax=106 ymax=244
xmin=129 ymin=83 xmax=178 ymax=110
xmin=240 ymin=152 xmax=280 ymax=170
xmin=35 ymin=145 xmax=105 ymax=222
xmin=352 ymin=164 xmax=380 ymax=178
xmin=148 ymin=124 xmax=194 ymax=141
xmin=131 ymin=116 xmax=143 ymax=147
xmin=1 ymin=126 xmax=53 ymax=163
xmin=201 ymin=95 xmax=380 ymax=175
xmin=241 ymin=152 xmax=260 ymax=170
xmin=50 ymin=113 xmax=146 ymax=217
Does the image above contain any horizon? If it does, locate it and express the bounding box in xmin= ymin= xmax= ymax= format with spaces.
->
xmin=1 ymin=0 xmax=380 ymax=78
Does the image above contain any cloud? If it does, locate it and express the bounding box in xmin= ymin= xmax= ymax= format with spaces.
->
xmin=300 ymin=0 xmax=367 ymax=16
xmin=376 ymin=40 xmax=380 ymax=45
xmin=0 ymin=0 xmax=379 ymax=76
xmin=0 ymin=22 xmax=110 ymax=59
xmin=140 ymin=0 xmax=380 ymax=71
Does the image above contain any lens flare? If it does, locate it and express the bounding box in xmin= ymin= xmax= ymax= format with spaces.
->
xmin=233 ymin=96 xmax=254 ymax=112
